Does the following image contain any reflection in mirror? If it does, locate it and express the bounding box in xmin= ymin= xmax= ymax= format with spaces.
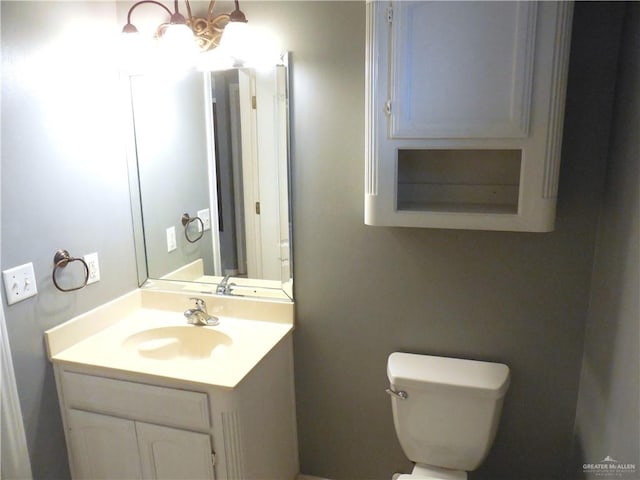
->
xmin=127 ymin=57 xmax=292 ymax=300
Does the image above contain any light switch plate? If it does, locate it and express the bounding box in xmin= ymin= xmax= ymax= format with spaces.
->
xmin=167 ymin=226 xmax=177 ymax=252
xmin=197 ymin=208 xmax=211 ymax=231
xmin=2 ymin=262 xmax=38 ymax=305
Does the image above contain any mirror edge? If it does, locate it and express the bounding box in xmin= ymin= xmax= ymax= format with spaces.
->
xmin=122 ymin=72 xmax=149 ymax=287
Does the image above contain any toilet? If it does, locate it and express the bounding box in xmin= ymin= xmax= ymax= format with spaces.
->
xmin=387 ymin=352 xmax=510 ymax=480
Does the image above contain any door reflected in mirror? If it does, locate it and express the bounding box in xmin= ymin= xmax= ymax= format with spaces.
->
xmin=127 ymin=57 xmax=292 ymax=300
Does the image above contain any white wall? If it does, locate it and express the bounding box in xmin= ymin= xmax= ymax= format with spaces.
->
xmin=573 ymin=3 xmax=639 ymax=475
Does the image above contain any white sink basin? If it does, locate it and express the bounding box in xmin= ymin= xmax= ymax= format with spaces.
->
xmin=122 ymin=326 xmax=232 ymax=360
xmin=45 ymin=289 xmax=294 ymax=388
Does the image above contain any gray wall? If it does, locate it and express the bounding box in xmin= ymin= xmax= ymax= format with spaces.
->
xmin=283 ymin=2 xmax=624 ymax=479
xmin=212 ymin=69 xmax=243 ymax=274
xmin=573 ymin=3 xmax=640 ymax=476
xmin=0 ymin=1 xmax=634 ymax=480
xmin=131 ymin=72 xmax=215 ymax=279
xmin=1 ymin=2 xmax=137 ymax=478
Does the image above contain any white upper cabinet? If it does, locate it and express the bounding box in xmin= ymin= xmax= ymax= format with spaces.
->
xmin=365 ymin=1 xmax=574 ymax=232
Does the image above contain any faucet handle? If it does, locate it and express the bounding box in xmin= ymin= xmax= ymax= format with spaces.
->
xmin=189 ymin=297 xmax=207 ymax=311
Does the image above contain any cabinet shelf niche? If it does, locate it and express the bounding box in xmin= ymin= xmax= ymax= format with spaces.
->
xmin=397 ymin=149 xmax=522 ymax=215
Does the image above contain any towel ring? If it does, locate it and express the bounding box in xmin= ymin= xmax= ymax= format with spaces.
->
xmin=181 ymin=213 xmax=205 ymax=244
xmin=52 ymin=249 xmax=89 ymax=292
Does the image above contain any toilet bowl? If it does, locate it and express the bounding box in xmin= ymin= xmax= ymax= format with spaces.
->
xmin=393 ymin=463 xmax=467 ymax=480
xmin=387 ymin=352 xmax=510 ymax=480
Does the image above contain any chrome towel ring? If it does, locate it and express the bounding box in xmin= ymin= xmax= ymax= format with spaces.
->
xmin=52 ymin=249 xmax=89 ymax=292
xmin=181 ymin=213 xmax=205 ymax=243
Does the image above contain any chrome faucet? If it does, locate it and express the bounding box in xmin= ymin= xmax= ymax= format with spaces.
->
xmin=216 ymin=275 xmax=233 ymax=295
xmin=184 ymin=298 xmax=219 ymax=326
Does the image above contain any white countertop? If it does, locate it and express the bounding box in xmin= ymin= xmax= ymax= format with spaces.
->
xmin=46 ymin=289 xmax=294 ymax=389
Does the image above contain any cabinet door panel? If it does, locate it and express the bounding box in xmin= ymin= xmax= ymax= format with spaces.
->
xmin=136 ymin=422 xmax=215 ymax=479
xmin=67 ymin=409 xmax=142 ymax=480
xmin=390 ymin=1 xmax=536 ymax=138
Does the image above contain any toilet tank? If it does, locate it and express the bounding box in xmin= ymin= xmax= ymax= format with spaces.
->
xmin=387 ymin=352 xmax=510 ymax=472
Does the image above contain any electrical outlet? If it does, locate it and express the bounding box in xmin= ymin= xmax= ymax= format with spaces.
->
xmin=2 ymin=262 xmax=38 ymax=305
xmin=167 ymin=226 xmax=177 ymax=252
xmin=83 ymin=252 xmax=100 ymax=285
xmin=197 ymin=208 xmax=211 ymax=231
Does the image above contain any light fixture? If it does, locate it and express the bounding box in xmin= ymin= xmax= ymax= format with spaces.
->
xmin=186 ymin=1 xmax=233 ymax=51
xmin=122 ymin=1 xmax=190 ymax=37
xmin=122 ymin=0 xmax=248 ymax=53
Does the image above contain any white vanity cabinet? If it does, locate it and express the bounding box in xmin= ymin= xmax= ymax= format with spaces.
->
xmin=365 ymin=1 xmax=574 ymax=231
xmin=52 ymin=333 xmax=298 ymax=480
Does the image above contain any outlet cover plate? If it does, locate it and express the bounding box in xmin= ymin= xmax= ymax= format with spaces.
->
xmin=2 ymin=262 xmax=38 ymax=305
xmin=197 ymin=208 xmax=211 ymax=231
xmin=83 ymin=252 xmax=100 ymax=285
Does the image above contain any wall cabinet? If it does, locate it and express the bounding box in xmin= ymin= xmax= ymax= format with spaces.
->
xmin=365 ymin=1 xmax=574 ymax=232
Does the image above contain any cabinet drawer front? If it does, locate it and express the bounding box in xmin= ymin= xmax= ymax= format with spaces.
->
xmin=62 ymin=371 xmax=210 ymax=430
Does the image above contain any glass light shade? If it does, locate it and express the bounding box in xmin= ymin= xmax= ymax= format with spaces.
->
xmin=219 ymin=21 xmax=250 ymax=66
xmin=162 ymin=23 xmax=196 ymax=51
xmin=159 ymin=23 xmax=198 ymax=69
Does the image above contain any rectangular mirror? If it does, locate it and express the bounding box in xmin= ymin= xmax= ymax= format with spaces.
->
xmin=125 ymin=56 xmax=293 ymax=300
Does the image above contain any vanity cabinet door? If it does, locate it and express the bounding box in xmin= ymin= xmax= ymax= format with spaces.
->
xmin=136 ymin=422 xmax=215 ymax=479
xmin=66 ymin=409 xmax=215 ymax=480
xmin=67 ymin=409 xmax=142 ymax=480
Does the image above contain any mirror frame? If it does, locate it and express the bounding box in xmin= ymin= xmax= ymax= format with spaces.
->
xmin=123 ymin=54 xmax=294 ymax=301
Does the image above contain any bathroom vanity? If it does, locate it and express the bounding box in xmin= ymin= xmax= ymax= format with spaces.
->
xmin=45 ymin=289 xmax=298 ymax=480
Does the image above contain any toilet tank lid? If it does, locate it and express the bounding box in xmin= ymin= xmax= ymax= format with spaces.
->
xmin=387 ymin=352 xmax=510 ymax=398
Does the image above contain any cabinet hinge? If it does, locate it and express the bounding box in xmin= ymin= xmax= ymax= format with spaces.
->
xmin=255 ymin=202 xmax=261 ymax=215
xmin=386 ymin=5 xmax=393 ymax=23
xmin=211 ymin=452 xmax=216 ymax=466
xmin=384 ymin=99 xmax=392 ymax=116
xmin=251 ymin=95 xmax=257 ymax=109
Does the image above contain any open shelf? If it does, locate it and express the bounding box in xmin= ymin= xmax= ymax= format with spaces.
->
xmin=396 ymin=149 xmax=522 ymax=215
